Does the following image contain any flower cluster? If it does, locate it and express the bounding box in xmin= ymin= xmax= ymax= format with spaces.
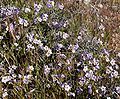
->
xmin=0 ymin=0 xmax=119 ymax=99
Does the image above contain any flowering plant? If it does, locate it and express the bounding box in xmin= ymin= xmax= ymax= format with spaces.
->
xmin=0 ymin=0 xmax=120 ymax=99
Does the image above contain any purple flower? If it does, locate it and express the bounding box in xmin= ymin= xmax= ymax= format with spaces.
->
xmin=46 ymin=0 xmax=55 ymax=8
xmin=88 ymin=85 xmax=92 ymax=94
xmin=87 ymin=53 xmax=93 ymax=59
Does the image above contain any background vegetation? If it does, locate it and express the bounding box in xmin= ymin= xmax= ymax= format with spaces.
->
xmin=0 ymin=0 xmax=120 ymax=99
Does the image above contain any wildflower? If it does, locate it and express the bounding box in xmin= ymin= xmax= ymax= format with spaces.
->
xmin=16 ymin=35 xmax=20 ymax=40
xmin=2 ymin=76 xmax=12 ymax=83
xmin=98 ymin=4 xmax=103 ymax=8
xmin=85 ymin=70 xmax=94 ymax=79
xmin=18 ymin=74 xmax=22 ymax=79
xmin=27 ymin=33 xmax=34 ymax=42
xmin=19 ymin=17 xmax=28 ymax=27
xmin=96 ymin=89 xmax=99 ymax=93
xmin=23 ymin=74 xmax=32 ymax=84
xmin=63 ymin=33 xmax=69 ymax=39
xmin=33 ymin=39 xmax=41 ymax=45
xmin=62 ymin=83 xmax=71 ymax=92
xmin=46 ymin=48 xmax=52 ymax=57
xmin=2 ymin=92 xmax=8 ymax=98
xmin=63 ymin=20 xmax=68 ymax=27
xmin=46 ymin=0 xmax=55 ymax=8
xmin=29 ymin=89 xmax=35 ymax=93
xmin=72 ymin=44 xmax=79 ymax=53
xmin=99 ymin=24 xmax=105 ymax=30
xmin=57 ymin=43 xmax=63 ymax=49
xmin=83 ymin=66 xmax=88 ymax=72
xmin=111 ymin=70 xmax=118 ymax=78
xmin=44 ymin=46 xmax=49 ymax=51
xmin=88 ymin=85 xmax=92 ymax=94
xmin=103 ymin=49 xmax=109 ymax=56
xmin=84 ymin=0 xmax=91 ymax=5
xmin=36 ymin=16 xmax=42 ymax=22
xmin=116 ymin=86 xmax=120 ymax=94
xmin=117 ymin=53 xmax=120 ymax=57
xmin=100 ymin=86 xmax=106 ymax=92
xmin=101 ymin=33 xmax=104 ymax=37
xmin=34 ymin=3 xmax=42 ymax=12
xmin=44 ymin=46 xmax=52 ymax=57
xmin=14 ymin=43 xmax=18 ymax=47
xmin=41 ymin=14 xmax=48 ymax=21
xmin=93 ymin=58 xmax=99 ymax=65
xmin=110 ymin=59 xmax=116 ymax=66
xmin=9 ymin=23 xmax=14 ymax=33
xmin=105 ymin=55 xmax=110 ymax=62
xmin=44 ymin=65 xmax=50 ymax=75
xmin=28 ymin=65 xmax=34 ymax=71
xmin=78 ymin=36 xmax=82 ymax=40
xmin=27 ymin=44 xmax=35 ymax=50
xmin=68 ymin=92 xmax=75 ymax=97
xmin=87 ymin=53 xmax=93 ymax=59
xmin=98 ymin=38 xmax=103 ymax=45
xmin=107 ymin=97 xmax=111 ymax=99
xmin=106 ymin=67 xmax=112 ymax=74
xmin=57 ymin=3 xmax=64 ymax=10
xmin=24 ymin=7 xmax=31 ymax=13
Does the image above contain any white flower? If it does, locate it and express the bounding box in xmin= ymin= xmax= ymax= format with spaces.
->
xmin=63 ymin=33 xmax=69 ymax=39
xmin=24 ymin=8 xmax=31 ymax=13
xmin=23 ymin=19 xmax=29 ymax=27
xmin=27 ymin=44 xmax=35 ymax=50
xmin=19 ymin=17 xmax=28 ymax=27
xmin=83 ymin=66 xmax=88 ymax=72
xmin=101 ymin=33 xmax=104 ymax=37
xmin=28 ymin=65 xmax=34 ymax=71
xmin=107 ymin=97 xmax=111 ymax=99
xmin=33 ymin=39 xmax=41 ymax=45
xmin=68 ymin=92 xmax=75 ymax=97
xmin=96 ymin=89 xmax=99 ymax=93
xmin=100 ymin=86 xmax=106 ymax=92
xmin=44 ymin=65 xmax=50 ymax=75
xmin=16 ymin=35 xmax=20 ymax=40
xmin=84 ymin=0 xmax=91 ymax=5
xmin=14 ymin=43 xmax=18 ymax=47
xmin=116 ymin=86 xmax=120 ymax=94
xmin=62 ymin=83 xmax=71 ymax=92
xmin=105 ymin=55 xmax=110 ymax=62
xmin=58 ymin=3 xmax=64 ymax=10
xmin=117 ymin=53 xmax=120 ymax=57
xmin=85 ymin=70 xmax=93 ymax=79
xmin=2 ymin=92 xmax=8 ymax=98
xmin=2 ymin=76 xmax=12 ymax=83
xmin=23 ymin=74 xmax=32 ymax=84
xmin=18 ymin=74 xmax=22 ymax=79
xmin=42 ymin=14 xmax=48 ymax=21
xmin=37 ymin=17 xmax=42 ymax=22
xmin=110 ymin=59 xmax=116 ymax=66
xmin=99 ymin=24 xmax=105 ymax=30
xmin=46 ymin=49 xmax=52 ymax=57
xmin=98 ymin=38 xmax=103 ymax=45
xmin=44 ymin=46 xmax=49 ymax=51
xmin=57 ymin=43 xmax=63 ymax=49
xmin=98 ymin=4 xmax=103 ymax=8
xmin=12 ymin=65 xmax=17 ymax=69
xmin=111 ymin=70 xmax=118 ymax=78
xmin=106 ymin=67 xmax=112 ymax=74
xmin=34 ymin=3 xmax=43 ymax=12
xmin=72 ymin=44 xmax=79 ymax=53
